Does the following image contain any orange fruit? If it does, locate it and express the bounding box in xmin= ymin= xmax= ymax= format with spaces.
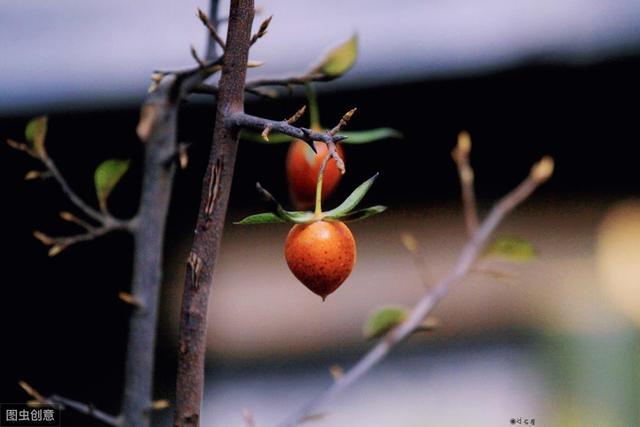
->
xmin=284 ymin=220 xmax=356 ymax=300
xmin=286 ymin=140 xmax=345 ymax=210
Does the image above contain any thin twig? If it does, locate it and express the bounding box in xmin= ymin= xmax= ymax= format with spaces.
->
xmin=452 ymin=131 xmax=479 ymax=236
xmin=7 ymin=139 xmax=135 ymax=254
xmin=190 ymin=45 xmax=207 ymax=68
xmin=19 ymin=381 xmax=121 ymax=427
xmin=33 ymin=224 xmax=125 ymax=257
xmin=39 ymin=156 xmax=109 ymax=225
xmin=198 ymin=7 xmax=226 ymax=50
xmin=275 ymin=156 xmax=554 ymax=427
xmin=244 ymin=74 xmax=323 ymax=90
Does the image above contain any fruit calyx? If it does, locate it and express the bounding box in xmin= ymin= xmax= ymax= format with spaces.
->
xmin=235 ymin=172 xmax=386 ymax=226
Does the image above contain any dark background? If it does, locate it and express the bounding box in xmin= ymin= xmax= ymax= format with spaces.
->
xmin=1 ymin=55 xmax=639 ymax=425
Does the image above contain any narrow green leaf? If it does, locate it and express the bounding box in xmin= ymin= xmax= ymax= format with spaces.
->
xmin=484 ymin=236 xmax=537 ymax=262
xmin=252 ymin=183 xmax=316 ymax=224
xmin=312 ymin=34 xmax=358 ymax=80
xmin=239 ymin=130 xmax=294 ymax=144
xmin=324 ymin=173 xmax=379 ymax=218
xmin=276 ymin=209 xmax=315 ymax=224
xmin=325 ymin=205 xmax=387 ymax=222
xmin=340 ymin=128 xmax=403 ymax=144
xmin=234 ymin=212 xmax=286 ymax=225
xmin=94 ymin=159 xmax=130 ymax=211
xmin=363 ymin=306 xmax=408 ymax=339
xmin=25 ymin=116 xmax=48 ymax=157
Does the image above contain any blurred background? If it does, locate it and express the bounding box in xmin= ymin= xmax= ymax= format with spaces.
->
xmin=1 ymin=0 xmax=640 ymax=426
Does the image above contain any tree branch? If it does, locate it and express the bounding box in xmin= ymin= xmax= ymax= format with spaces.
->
xmin=6 ymin=138 xmax=131 ymax=230
xmin=274 ymin=156 xmax=554 ymax=427
xmin=19 ymin=381 xmax=121 ymax=427
xmin=121 ymin=4 xmax=223 ymax=427
xmin=174 ymin=1 xmax=254 ymax=426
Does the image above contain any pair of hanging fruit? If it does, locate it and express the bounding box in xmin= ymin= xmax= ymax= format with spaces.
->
xmin=238 ymin=84 xmax=400 ymax=299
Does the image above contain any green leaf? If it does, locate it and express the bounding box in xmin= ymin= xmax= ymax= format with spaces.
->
xmin=484 ymin=236 xmax=537 ymax=262
xmin=94 ymin=159 xmax=130 ymax=212
xmin=325 ymin=205 xmax=386 ymax=222
xmin=340 ymin=128 xmax=403 ymax=144
xmin=312 ymin=34 xmax=358 ymax=80
xmin=239 ymin=130 xmax=294 ymax=144
xmin=244 ymin=183 xmax=316 ymax=225
xmin=234 ymin=212 xmax=286 ymax=225
xmin=25 ymin=116 xmax=48 ymax=157
xmin=277 ymin=209 xmax=316 ymax=224
xmin=324 ymin=173 xmax=379 ymax=218
xmin=363 ymin=306 xmax=408 ymax=339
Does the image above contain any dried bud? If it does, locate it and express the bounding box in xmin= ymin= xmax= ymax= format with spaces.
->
xmin=457 ymin=131 xmax=471 ymax=156
xmin=33 ymin=231 xmax=55 ymax=246
xmin=137 ymin=104 xmax=156 ymax=142
xmin=48 ymin=245 xmax=64 ymax=257
xmin=342 ymin=108 xmax=357 ymax=123
xmin=118 ymin=291 xmax=142 ymax=307
xmin=329 ymin=365 xmax=344 ymax=380
xmin=261 ymin=125 xmax=272 ymax=142
xmin=24 ymin=170 xmax=42 ymax=180
xmin=247 ymin=60 xmax=265 ymax=68
xmin=400 ymin=232 xmax=418 ymax=253
xmin=531 ymin=156 xmax=554 ymax=182
xmin=151 ymin=400 xmax=170 ymax=410
xmin=178 ymin=145 xmax=189 ymax=170
xmin=286 ymin=105 xmax=306 ymax=125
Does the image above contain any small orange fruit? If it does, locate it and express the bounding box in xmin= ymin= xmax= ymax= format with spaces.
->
xmin=286 ymin=140 xmax=345 ymax=209
xmin=284 ymin=220 xmax=356 ymax=300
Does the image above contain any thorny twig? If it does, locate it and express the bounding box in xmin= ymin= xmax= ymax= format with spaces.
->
xmin=274 ymin=155 xmax=554 ymax=427
xmin=227 ymin=109 xmax=353 ymax=173
xmin=260 ymin=105 xmax=306 ymax=142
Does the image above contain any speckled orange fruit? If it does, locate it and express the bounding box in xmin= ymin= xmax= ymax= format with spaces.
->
xmin=284 ymin=220 xmax=356 ymax=300
xmin=286 ymin=140 xmax=345 ymax=210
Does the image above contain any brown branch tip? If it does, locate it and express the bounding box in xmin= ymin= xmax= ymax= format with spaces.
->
xmin=250 ymin=15 xmax=273 ymax=45
xmin=197 ymin=7 xmax=226 ymax=50
xmin=286 ymin=105 xmax=307 ymax=125
xmin=329 ymin=108 xmax=357 ymax=136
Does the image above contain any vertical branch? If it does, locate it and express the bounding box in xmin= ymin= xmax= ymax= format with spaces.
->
xmin=121 ymin=99 xmax=178 ymax=427
xmin=174 ymin=1 xmax=254 ymax=427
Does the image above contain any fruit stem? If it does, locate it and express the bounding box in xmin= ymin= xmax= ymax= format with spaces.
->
xmin=314 ymin=153 xmax=331 ymax=218
xmin=305 ymin=83 xmax=321 ymax=130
